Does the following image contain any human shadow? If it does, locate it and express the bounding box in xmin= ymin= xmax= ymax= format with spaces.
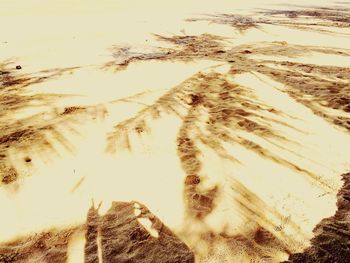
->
xmin=0 ymin=201 xmax=195 ymax=263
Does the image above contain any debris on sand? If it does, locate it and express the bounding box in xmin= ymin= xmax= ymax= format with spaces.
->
xmin=1 ymin=167 xmax=18 ymax=184
xmin=61 ymin=106 xmax=86 ymax=115
xmin=186 ymin=14 xmax=259 ymax=32
xmin=241 ymin=49 xmax=252 ymax=54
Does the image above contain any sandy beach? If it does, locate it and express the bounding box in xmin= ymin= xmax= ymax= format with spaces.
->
xmin=1 ymin=0 xmax=350 ymax=262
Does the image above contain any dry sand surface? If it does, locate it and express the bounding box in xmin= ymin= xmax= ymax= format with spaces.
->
xmin=1 ymin=0 xmax=350 ymax=262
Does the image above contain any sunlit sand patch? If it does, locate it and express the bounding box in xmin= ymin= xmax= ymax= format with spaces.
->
xmin=66 ymin=228 xmax=86 ymax=263
xmin=137 ymin=217 xmax=160 ymax=238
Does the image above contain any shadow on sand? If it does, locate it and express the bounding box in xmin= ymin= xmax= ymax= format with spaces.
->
xmin=0 ymin=61 xmax=106 ymax=185
xmin=102 ymin=13 xmax=350 ymax=261
xmin=0 ymin=201 xmax=195 ymax=263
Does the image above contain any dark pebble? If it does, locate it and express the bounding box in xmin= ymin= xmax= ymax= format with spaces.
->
xmin=242 ymin=50 xmax=252 ymax=54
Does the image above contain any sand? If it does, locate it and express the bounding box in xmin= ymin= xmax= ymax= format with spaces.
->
xmin=0 ymin=0 xmax=350 ymax=262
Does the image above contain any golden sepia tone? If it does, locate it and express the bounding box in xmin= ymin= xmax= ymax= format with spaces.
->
xmin=0 ymin=0 xmax=349 ymax=262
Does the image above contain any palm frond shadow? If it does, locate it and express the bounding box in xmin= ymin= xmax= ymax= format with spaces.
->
xmin=258 ymin=5 xmax=350 ymax=37
xmin=0 ymin=61 xmax=105 ymax=185
xmin=105 ymin=78 xmax=190 ymax=153
xmin=254 ymin=61 xmax=350 ymax=130
xmin=185 ymin=14 xmax=260 ymax=33
xmin=105 ymin=33 xmax=350 ymax=171
xmin=186 ymin=5 xmax=350 ymax=36
xmin=179 ymin=178 xmax=304 ymax=262
xmin=104 ymin=32 xmax=350 ymax=259
xmin=259 ymin=5 xmax=350 ymax=25
xmin=111 ymin=33 xmax=350 ymax=130
xmin=101 ymin=34 xmax=230 ymax=72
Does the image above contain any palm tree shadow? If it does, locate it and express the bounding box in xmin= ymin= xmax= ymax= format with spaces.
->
xmin=2 ymin=4 xmax=349 ymax=261
xmin=178 ymin=178 xmax=303 ymax=262
xmin=185 ymin=14 xmax=260 ymax=33
xmin=105 ymin=32 xmax=347 ymax=179
xmin=185 ymin=5 xmax=350 ymax=36
xmin=259 ymin=4 xmax=350 ymax=24
xmin=103 ymin=28 xmax=350 ymax=260
xmin=1 ymin=61 xmax=104 ymax=185
xmin=258 ymin=5 xmax=350 ymax=36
